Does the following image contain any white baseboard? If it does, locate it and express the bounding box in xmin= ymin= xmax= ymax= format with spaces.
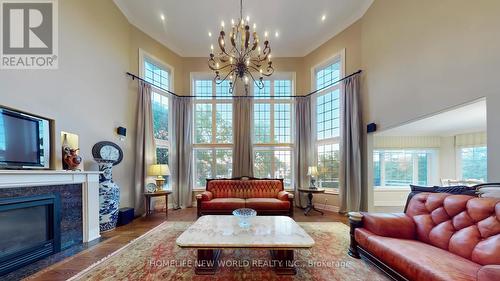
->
xmin=315 ymin=204 xmax=340 ymax=213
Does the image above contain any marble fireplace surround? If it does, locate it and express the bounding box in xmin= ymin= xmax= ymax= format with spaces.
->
xmin=0 ymin=170 xmax=101 ymax=243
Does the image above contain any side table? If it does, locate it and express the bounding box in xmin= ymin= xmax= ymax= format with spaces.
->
xmin=144 ymin=190 xmax=172 ymax=217
xmin=298 ymin=188 xmax=325 ymax=216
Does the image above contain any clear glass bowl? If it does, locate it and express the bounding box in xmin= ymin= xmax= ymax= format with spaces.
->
xmin=232 ymin=208 xmax=257 ymax=228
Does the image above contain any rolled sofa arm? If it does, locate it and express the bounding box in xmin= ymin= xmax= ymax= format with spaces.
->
xmin=348 ymin=212 xmax=364 ymax=258
xmin=196 ymin=191 xmax=213 ymax=201
xmin=196 ymin=191 xmax=213 ymax=217
xmin=277 ymin=191 xmax=295 ymax=217
xmin=277 ymin=190 xmax=294 ymax=201
xmin=478 ymin=265 xmax=500 ymax=281
xmin=362 ymin=213 xmax=416 ymax=239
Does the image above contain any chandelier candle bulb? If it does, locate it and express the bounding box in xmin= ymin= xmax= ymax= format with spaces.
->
xmin=208 ymin=0 xmax=274 ymax=94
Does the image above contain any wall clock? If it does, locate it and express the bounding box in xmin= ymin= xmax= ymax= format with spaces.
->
xmin=92 ymin=141 xmax=123 ymax=165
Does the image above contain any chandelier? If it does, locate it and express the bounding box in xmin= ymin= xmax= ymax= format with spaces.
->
xmin=208 ymin=0 xmax=274 ymax=94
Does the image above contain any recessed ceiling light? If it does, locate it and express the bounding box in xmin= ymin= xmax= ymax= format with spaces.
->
xmin=160 ymin=14 xmax=165 ymax=21
xmin=321 ymin=14 xmax=326 ymax=21
xmin=208 ymin=31 xmax=212 ymax=37
xmin=275 ymin=31 xmax=279 ymax=38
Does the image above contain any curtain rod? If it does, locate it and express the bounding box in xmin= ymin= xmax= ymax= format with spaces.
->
xmin=126 ymin=70 xmax=362 ymax=99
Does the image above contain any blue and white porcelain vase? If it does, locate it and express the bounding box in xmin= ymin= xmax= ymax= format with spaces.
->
xmin=97 ymin=160 xmax=120 ymax=232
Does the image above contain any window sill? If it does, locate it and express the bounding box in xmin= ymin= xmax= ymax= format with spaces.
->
xmin=324 ymin=190 xmax=340 ymax=195
xmin=374 ymin=187 xmax=411 ymax=192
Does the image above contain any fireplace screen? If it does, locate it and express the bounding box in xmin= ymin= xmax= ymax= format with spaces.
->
xmin=0 ymin=194 xmax=60 ymax=276
xmin=0 ymin=205 xmax=50 ymax=258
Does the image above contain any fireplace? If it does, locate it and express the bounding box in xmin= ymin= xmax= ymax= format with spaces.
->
xmin=0 ymin=194 xmax=61 ymax=276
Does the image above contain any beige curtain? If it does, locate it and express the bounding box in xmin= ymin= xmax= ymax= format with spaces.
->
xmin=170 ymin=96 xmax=193 ymax=208
xmin=133 ymin=81 xmax=156 ymax=216
xmin=339 ymin=74 xmax=362 ymax=213
xmin=232 ymin=96 xmax=254 ymax=177
xmin=294 ymin=96 xmax=313 ymax=208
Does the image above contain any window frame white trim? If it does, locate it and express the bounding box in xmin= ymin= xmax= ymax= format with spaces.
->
xmin=251 ymin=72 xmax=296 ymax=189
xmin=455 ymin=145 xmax=488 ymax=181
xmin=373 ymin=148 xmax=438 ymax=188
xmin=139 ymin=49 xmax=173 ymax=188
xmin=311 ymin=49 xmax=345 ymax=193
xmin=139 ymin=48 xmax=174 ymax=92
xmin=191 ymin=73 xmax=234 ymax=190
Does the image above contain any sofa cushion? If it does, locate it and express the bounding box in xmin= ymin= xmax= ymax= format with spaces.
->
xmin=245 ymin=198 xmax=290 ymax=210
xmin=406 ymin=193 xmax=500 ymax=265
xmin=355 ymin=228 xmax=481 ymax=281
xmin=200 ymin=198 xmax=245 ymax=211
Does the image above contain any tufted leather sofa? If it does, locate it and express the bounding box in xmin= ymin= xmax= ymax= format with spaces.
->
xmin=196 ymin=177 xmax=294 ymax=217
xmin=349 ymin=193 xmax=500 ymax=281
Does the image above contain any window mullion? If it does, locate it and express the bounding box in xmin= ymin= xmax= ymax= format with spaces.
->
xmin=412 ymin=153 xmax=419 ymax=184
xmin=380 ymin=152 xmax=386 ymax=187
xmin=211 ymin=100 xmax=217 ymax=144
xmin=270 ymin=81 xmax=275 ymax=144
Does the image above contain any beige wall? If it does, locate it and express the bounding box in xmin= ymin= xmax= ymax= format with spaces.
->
xmin=361 ymin=0 xmax=500 ymax=177
xmin=2 ymin=0 xmax=499 ymax=212
xmin=302 ymin=20 xmax=362 ymax=93
xmin=0 ymin=0 xmax=185 ymax=209
xmin=129 ymin=25 xmax=184 ymax=93
xmin=361 ymin=0 xmax=500 ymax=210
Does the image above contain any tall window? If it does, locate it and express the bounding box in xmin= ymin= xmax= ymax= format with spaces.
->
xmin=193 ymin=78 xmax=233 ymax=188
xmin=458 ymin=146 xmax=487 ymax=181
xmin=253 ymin=77 xmax=294 ymax=188
xmin=313 ymin=56 xmax=342 ymax=191
xmin=141 ymin=52 xmax=171 ymax=167
xmin=373 ymin=149 xmax=435 ymax=187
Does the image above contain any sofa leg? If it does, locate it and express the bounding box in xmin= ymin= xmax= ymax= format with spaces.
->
xmin=348 ymin=212 xmax=363 ymax=259
xmin=196 ymin=198 xmax=202 ymax=218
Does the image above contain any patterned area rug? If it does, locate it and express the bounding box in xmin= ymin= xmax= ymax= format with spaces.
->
xmin=68 ymin=221 xmax=389 ymax=281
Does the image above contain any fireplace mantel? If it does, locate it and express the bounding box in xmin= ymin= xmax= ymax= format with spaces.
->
xmin=0 ymin=170 xmax=101 ymax=242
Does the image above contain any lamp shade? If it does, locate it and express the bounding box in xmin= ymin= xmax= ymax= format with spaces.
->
xmin=307 ymin=166 xmax=319 ymax=177
xmin=148 ymin=164 xmax=170 ymax=176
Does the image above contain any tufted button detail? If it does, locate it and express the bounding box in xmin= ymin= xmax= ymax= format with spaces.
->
xmin=406 ymin=193 xmax=500 ymax=266
xmin=452 ymin=211 xmax=475 ymax=230
xmin=448 ymin=225 xmax=482 ymax=259
xmin=471 ymin=234 xmax=500 ymax=265
xmin=431 ymin=207 xmax=450 ymax=225
xmin=429 ymin=220 xmax=455 ymax=250
xmin=467 ymin=198 xmax=497 ymax=222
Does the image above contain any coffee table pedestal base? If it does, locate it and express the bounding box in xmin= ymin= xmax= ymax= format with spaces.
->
xmin=270 ymin=249 xmax=297 ymax=275
xmin=194 ymin=249 xmax=297 ymax=275
xmin=195 ymin=249 xmax=221 ymax=275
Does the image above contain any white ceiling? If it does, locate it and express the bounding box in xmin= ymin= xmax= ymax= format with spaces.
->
xmin=377 ymin=100 xmax=487 ymax=137
xmin=114 ymin=0 xmax=373 ymax=57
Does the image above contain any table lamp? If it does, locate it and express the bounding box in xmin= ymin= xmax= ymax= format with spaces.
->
xmin=307 ymin=166 xmax=319 ymax=189
xmin=148 ymin=164 xmax=170 ymax=190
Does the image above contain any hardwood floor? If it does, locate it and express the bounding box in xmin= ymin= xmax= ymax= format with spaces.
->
xmin=26 ymin=207 xmax=347 ymax=281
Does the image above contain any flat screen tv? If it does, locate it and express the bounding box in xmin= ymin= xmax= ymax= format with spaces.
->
xmin=0 ymin=106 xmax=50 ymax=169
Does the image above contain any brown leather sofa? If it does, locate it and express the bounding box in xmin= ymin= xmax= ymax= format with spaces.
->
xmin=196 ymin=177 xmax=294 ymax=217
xmin=349 ymin=193 xmax=500 ymax=281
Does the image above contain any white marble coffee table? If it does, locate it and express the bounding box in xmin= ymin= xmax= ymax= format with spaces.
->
xmin=176 ymin=215 xmax=315 ymax=275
